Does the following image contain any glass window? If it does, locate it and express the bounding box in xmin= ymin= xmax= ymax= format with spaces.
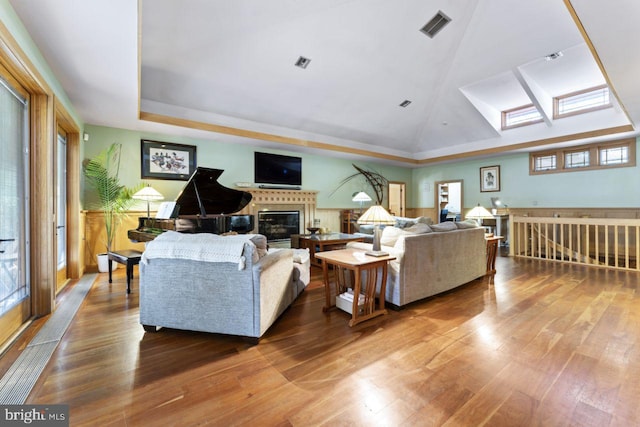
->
xmin=0 ymin=77 xmax=29 ymax=315
xmin=530 ymin=138 xmax=635 ymax=175
xmin=502 ymin=104 xmax=543 ymax=130
xmin=534 ymin=154 xmax=557 ymax=172
xmin=599 ymin=145 xmax=629 ymax=165
xmin=564 ymin=150 xmax=590 ymax=169
xmin=554 ymin=85 xmax=611 ymax=119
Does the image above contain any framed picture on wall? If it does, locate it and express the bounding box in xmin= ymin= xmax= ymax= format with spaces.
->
xmin=141 ymin=140 xmax=197 ymax=181
xmin=480 ymin=165 xmax=500 ymax=192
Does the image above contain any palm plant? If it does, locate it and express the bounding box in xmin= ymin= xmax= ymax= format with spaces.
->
xmin=83 ymin=143 xmax=140 ymax=253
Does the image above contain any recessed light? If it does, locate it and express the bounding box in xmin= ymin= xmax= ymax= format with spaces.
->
xmin=399 ymin=100 xmax=412 ymax=107
xmin=545 ymin=51 xmax=563 ymax=61
xmin=295 ymin=56 xmax=311 ymax=69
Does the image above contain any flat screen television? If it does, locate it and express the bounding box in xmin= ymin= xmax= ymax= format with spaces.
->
xmin=254 ymin=152 xmax=302 ymax=186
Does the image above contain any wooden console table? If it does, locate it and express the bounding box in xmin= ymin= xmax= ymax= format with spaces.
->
xmin=315 ymin=248 xmax=395 ymax=327
xmin=294 ymin=233 xmax=365 ymax=267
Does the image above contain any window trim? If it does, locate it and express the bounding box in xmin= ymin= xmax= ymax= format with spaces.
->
xmin=501 ymin=104 xmax=544 ymax=130
xmin=553 ymin=84 xmax=612 ymax=120
xmin=530 ymin=138 xmax=636 ymax=175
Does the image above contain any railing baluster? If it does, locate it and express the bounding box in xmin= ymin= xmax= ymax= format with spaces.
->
xmin=605 ymin=225 xmax=609 ymax=267
xmin=625 ymin=225 xmax=629 ymax=269
xmin=510 ymin=216 xmax=640 ymax=271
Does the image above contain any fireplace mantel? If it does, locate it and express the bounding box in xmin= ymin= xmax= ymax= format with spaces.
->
xmin=237 ymin=188 xmax=317 ymax=234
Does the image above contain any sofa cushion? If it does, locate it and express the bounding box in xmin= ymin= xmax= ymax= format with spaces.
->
xmin=380 ymin=226 xmax=409 ymax=247
xmin=455 ymin=220 xmax=480 ymax=229
xmin=404 ymin=223 xmax=432 ymax=234
xmin=430 ymin=222 xmax=458 ymax=232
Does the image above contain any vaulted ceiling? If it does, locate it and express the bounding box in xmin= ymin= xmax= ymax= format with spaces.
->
xmin=9 ymin=0 xmax=640 ymax=166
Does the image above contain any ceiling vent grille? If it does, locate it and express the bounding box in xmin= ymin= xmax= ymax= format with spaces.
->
xmin=420 ymin=11 xmax=451 ymax=38
xmin=295 ymin=56 xmax=311 ymax=69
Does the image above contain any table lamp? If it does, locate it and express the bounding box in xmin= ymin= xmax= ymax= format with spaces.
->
xmin=132 ymin=185 xmax=164 ymax=219
xmin=352 ymin=191 xmax=372 ymax=213
xmin=466 ymin=203 xmax=494 ymax=226
xmin=357 ymin=205 xmax=396 ymax=256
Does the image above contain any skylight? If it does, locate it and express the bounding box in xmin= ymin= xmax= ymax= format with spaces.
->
xmin=502 ymin=104 xmax=543 ymax=130
xmin=554 ymin=85 xmax=611 ymax=119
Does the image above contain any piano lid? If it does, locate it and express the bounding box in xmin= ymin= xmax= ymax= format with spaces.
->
xmin=175 ymin=167 xmax=252 ymax=217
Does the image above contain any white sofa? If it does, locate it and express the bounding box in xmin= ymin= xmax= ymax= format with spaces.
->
xmin=347 ymin=221 xmax=487 ymax=308
xmin=139 ymin=231 xmax=301 ymax=341
xmin=353 ymin=215 xmax=433 ymax=242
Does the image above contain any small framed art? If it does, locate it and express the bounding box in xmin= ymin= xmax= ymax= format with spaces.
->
xmin=480 ymin=165 xmax=500 ymax=192
xmin=141 ymin=140 xmax=196 ymax=181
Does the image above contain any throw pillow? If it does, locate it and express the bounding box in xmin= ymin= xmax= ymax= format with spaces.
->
xmin=415 ymin=216 xmax=433 ymax=225
xmin=403 ymin=223 xmax=432 ymax=234
xmin=430 ymin=222 xmax=458 ymax=232
xmin=249 ymin=234 xmax=268 ymax=258
xmin=380 ymin=226 xmax=408 ymax=247
xmin=455 ymin=220 xmax=480 ymax=229
xmin=394 ymin=218 xmax=415 ymax=229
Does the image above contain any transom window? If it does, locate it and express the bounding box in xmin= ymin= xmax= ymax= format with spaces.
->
xmin=530 ymin=138 xmax=635 ymax=175
xmin=600 ymin=145 xmax=628 ymax=165
xmin=502 ymin=104 xmax=543 ymax=130
xmin=553 ymin=85 xmax=611 ymax=119
xmin=564 ymin=150 xmax=590 ymax=169
xmin=534 ymin=154 xmax=557 ymax=172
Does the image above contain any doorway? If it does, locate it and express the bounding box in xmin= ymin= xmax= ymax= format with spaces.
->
xmin=435 ymin=180 xmax=463 ymax=223
xmin=388 ymin=182 xmax=406 ymax=217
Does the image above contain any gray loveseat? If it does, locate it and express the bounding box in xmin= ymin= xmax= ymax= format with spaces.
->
xmin=139 ymin=231 xmax=298 ymax=341
xmin=347 ymin=221 xmax=487 ymax=308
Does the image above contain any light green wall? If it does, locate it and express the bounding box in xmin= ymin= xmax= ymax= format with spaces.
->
xmin=0 ymin=1 xmax=81 ymax=127
xmin=412 ymin=138 xmax=640 ymax=209
xmin=83 ymin=125 xmax=411 ymax=210
xmin=85 ymin=124 xmax=640 ymax=211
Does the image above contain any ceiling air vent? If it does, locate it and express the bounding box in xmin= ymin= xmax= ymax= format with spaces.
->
xmin=295 ymin=56 xmax=311 ymax=69
xmin=399 ymin=100 xmax=412 ymax=107
xmin=420 ymin=11 xmax=451 ymax=38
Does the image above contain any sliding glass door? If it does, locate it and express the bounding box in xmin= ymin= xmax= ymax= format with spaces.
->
xmin=56 ymin=133 xmax=68 ymax=292
xmin=0 ymin=76 xmax=30 ymax=340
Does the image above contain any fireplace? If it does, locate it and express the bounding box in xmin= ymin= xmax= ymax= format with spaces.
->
xmin=258 ymin=211 xmax=300 ymax=242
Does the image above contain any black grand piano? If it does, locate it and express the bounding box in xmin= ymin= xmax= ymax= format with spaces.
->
xmin=128 ymin=167 xmax=254 ymax=242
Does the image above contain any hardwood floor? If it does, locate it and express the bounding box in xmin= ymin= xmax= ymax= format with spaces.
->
xmin=3 ymin=252 xmax=640 ymax=426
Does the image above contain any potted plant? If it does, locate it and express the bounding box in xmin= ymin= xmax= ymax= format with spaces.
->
xmin=83 ymin=143 xmax=141 ymax=272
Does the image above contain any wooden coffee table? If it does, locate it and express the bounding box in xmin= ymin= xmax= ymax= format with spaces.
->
xmin=315 ymin=248 xmax=395 ymax=327
xmin=295 ymin=233 xmax=365 ymax=267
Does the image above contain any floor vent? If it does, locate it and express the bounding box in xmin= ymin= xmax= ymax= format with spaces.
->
xmin=0 ymin=273 xmax=97 ymax=404
xmin=420 ymin=11 xmax=451 ymax=38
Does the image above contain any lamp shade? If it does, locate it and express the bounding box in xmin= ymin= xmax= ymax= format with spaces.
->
xmin=133 ymin=185 xmax=164 ymax=219
xmin=132 ymin=185 xmax=164 ymax=202
xmin=352 ymin=191 xmax=372 ymax=203
xmin=357 ymin=205 xmax=395 ymax=256
xmin=357 ymin=205 xmax=395 ymax=225
xmin=466 ymin=204 xmax=494 ymax=220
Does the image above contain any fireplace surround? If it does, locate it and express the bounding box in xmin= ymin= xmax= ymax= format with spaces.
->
xmin=258 ymin=211 xmax=300 ymax=242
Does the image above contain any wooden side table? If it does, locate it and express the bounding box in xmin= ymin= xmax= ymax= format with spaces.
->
xmin=485 ymin=236 xmax=503 ymax=275
xmin=296 ymin=233 xmax=365 ymax=267
xmin=315 ymin=248 xmax=395 ymax=327
xmin=108 ymin=249 xmax=143 ymax=294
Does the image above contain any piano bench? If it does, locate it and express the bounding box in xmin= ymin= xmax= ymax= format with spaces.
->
xmin=108 ymin=250 xmax=143 ymax=294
